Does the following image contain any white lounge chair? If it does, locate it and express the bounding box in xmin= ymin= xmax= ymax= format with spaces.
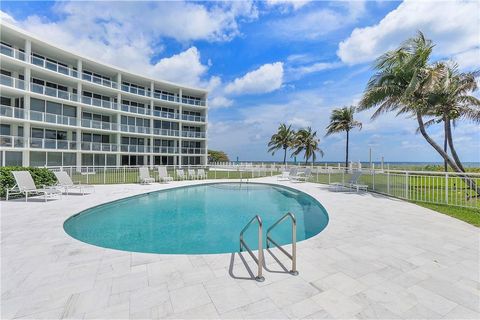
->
xmin=188 ymin=169 xmax=197 ymax=180
xmin=139 ymin=167 xmax=155 ymax=184
xmin=330 ymin=171 xmax=368 ymax=192
xmin=157 ymin=166 xmax=173 ymax=183
xmin=54 ymin=171 xmax=94 ymax=195
xmin=197 ymin=169 xmax=206 ymax=179
xmin=6 ymin=171 xmax=61 ymax=202
xmin=278 ymin=167 xmax=297 ymax=181
xmin=176 ymin=169 xmax=186 ymax=180
xmin=291 ymin=168 xmax=312 ymax=182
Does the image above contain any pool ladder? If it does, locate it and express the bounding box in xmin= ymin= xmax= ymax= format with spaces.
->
xmin=239 ymin=212 xmax=298 ymax=281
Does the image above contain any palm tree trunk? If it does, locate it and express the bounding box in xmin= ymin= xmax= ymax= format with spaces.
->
xmin=345 ymin=130 xmax=349 ymax=170
xmin=283 ymin=147 xmax=287 ymax=166
xmin=417 ymin=113 xmax=479 ymax=196
xmin=443 ymin=118 xmax=448 ymax=172
xmin=445 ymin=118 xmax=466 ymax=172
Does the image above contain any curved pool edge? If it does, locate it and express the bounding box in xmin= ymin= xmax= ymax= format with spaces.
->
xmin=62 ymin=180 xmax=330 ymax=256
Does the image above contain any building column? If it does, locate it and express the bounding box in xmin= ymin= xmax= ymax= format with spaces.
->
xmin=203 ymin=92 xmax=208 ymax=166
xmin=116 ymin=83 xmax=122 ymax=166
xmin=178 ymin=88 xmax=183 ymax=167
xmin=24 ymin=40 xmax=32 ymax=92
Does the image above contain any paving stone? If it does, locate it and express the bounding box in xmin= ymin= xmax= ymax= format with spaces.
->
xmin=169 ymin=284 xmax=212 ymax=314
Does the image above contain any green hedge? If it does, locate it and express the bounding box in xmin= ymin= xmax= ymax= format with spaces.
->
xmin=0 ymin=167 xmax=56 ymax=198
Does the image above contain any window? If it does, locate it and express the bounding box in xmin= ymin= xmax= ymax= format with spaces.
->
xmin=63 ymin=153 xmax=76 ymax=166
xmin=81 ymin=154 xmax=93 ymax=166
xmin=30 ymin=151 xmax=46 ymax=166
xmin=30 ymin=98 xmax=45 ymax=112
xmin=31 ymin=128 xmax=44 ymax=138
xmin=82 ymin=133 xmax=92 ymax=142
xmin=5 ymin=151 xmax=22 ymax=166
xmin=46 ymin=101 xmax=62 ymax=115
xmin=106 ymin=155 xmax=116 ymax=166
xmin=1 ymin=96 xmax=11 ymax=106
xmin=63 ymin=105 xmax=76 ymax=117
xmin=0 ymin=124 xmax=11 ymax=135
xmin=18 ymin=126 xmax=23 ymax=137
xmin=47 ymin=152 xmax=62 ymax=166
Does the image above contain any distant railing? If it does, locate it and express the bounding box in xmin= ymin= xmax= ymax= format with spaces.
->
xmin=1 ymin=74 xmax=25 ymax=90
xmin=152 ymin=128 xmax=180 ymax=137
xmin=81 ymin=142 xmax=118 ymax=152
xmin=31 ymin=55 xmax=78 ymax=78
xmin=82 ymin=73 xmax=118 ymax=89
xmin=0 ymin=135 xmax=26 ymax=148
xmin=120 ymin=124 xmax=151 ymax=134
xmin=181 ymin=131 xmax=206 ymax=138
xmin=0 ymin=43 xmax=26 ymax=61
xmin=81 ymin=119 xmax=118 ymax=131
xmin=0 ymin=105 xmax=25 ymax=119
xmin=31 ymin=83 xmax=78 ymax=102
xmin=181 ymin=96 xmax=206 ymax=106
xmin=181 ymin=114 xmax=206 ymax=122
xmin=121 ymin=83 xmax=149 ymax=97
xmin=30 ymin=110 xmax=78 ymax=126
xmin=30 ymin=138 xmax=77 ymax=150
xmin=81 ymin=96 xmax=118 ymax=110
xmin=121 ymin=104 xmax=151 ymax=115
xmin=153 ymin=92 xmax=178 ymax=103
xmin=153 ymin=110 xmax=179 ymax=119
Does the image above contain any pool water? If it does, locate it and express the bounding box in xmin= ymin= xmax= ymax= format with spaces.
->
xmin=64 ymin=183 xmax=329 ymax=254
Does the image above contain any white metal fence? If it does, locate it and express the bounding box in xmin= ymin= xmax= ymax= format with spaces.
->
xmin=44 ymin=163 xmax=480 ymax=209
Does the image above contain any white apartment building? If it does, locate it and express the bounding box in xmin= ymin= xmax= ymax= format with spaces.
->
xmin=0 ymin=23 xmax=208 ymax=168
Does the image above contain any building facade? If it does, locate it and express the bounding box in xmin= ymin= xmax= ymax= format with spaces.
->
xmin=0 ymin=23 xmax=208 ymax=168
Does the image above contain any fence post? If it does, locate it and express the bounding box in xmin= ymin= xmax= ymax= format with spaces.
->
xmin=445 ymin=173 xmax=448 ymax=204
xmin=103 ymin=168 xmax=106 ymax=184
xmin=387 ymin=171 xmax=390 ymax=195
xmin=123 ymin=166 xmax=126 ymax=183
xmin=405 ymin=172 xmax=409 ymax=199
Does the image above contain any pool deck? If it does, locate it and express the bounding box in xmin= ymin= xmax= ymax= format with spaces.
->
xmin=1 ymin=177 xmax=479 ymax=319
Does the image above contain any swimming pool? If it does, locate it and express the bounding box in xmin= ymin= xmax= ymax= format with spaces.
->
xmin=64 ymin=183 xmax=329 ymax=254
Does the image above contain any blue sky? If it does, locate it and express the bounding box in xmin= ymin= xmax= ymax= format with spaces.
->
xmin=2 ymin=1 xmax=479 ymax=163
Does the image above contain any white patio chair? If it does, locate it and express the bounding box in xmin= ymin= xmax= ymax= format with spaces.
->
xmin=291 ymin=168 xmax=312 ymax=182
xmin=158 ymin=166 xmax=173 ymax=183
xmin=197 ymin=169 xmax=206 ymax=180
xmin=54 ymin=171 xmax=95 ymax=195
xmin=176 ymin=169 xmax=187 ymax=180
xmin=278 ymin=167 xmax=297 ymax=181
xmin=188 ymin=169 xmax=197 ymax=180
xmin=139 ymin=167 xmax=155 ymax=184
xmin=6 ymin=171 xmax=61 ymax=202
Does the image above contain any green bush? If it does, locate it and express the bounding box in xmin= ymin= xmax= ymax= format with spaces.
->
xmin=0 ymin=166 xmax=56 ymax=198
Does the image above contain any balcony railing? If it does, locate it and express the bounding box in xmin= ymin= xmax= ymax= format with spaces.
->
xmin=181 ymin=131 xmax=206 ymax=138
xmin=31 ymin=83 xmax=78 ymax=102
xmin=0 ymin=74 xmax=25 ymax=90
xmin=31 ymin=56 xmax=78 ymax=78
xmin=82 ymin=96 xmax=118 ymax=110
xmin=121 ymin=84 xmax=149 ymax=97
xmin=152 ymin=128 xmax=180 ymax=137
xmin=0 ymin=43 xmax=25 ymax=61
xmin=181 ymin=147 xmax=205 ymax=154
xmin=120 ymin=144 xmax=152 ymax=153
xmin=30 ymin=110 xmax=78 ymax=126
xmin=81 ymin=141 xmax=118 ymax=152
xmin=0 ymin=105 xmax=25 ymax=119
xmin=182 ymin=97 xmax=206 ymax=106
xmin=152 ymin=146 xmax=178 ymax=154
xmin=153 ymin=110 xmax=179 ymax=119
xmin=153 ymin=92 xmax=178 ymax=103
xmin=120 ymin=124 xmax=151 ymax=134
xmin=82 ymin=73 xmax=118 ymax=89
xmin=181 ymin=114 xmax=205 ymax=122
xmin=81 ymin=119 xmax=118 ymax=131
xmin=121 ymin=104 xmax=151 ymax=115
xmin=30 ymin=138 xmax=77 ymax=150
xmin=0 ymin=135 xmax=25 ymax=148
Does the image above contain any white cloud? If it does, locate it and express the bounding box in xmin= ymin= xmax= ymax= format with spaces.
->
xmin=268 ymin=1 xmax=366 ymax=40
xmin=265 ymin=0 xmax=312 ymax=11
xmin=286 ymin=61 xmax=341 ymax=80
xmin=338 ymin=0 xmax=479 ymax=65
xmin=225 ymin=62 xmax=284 ymax=95
xmin=452 ymin=48 xmax=480 ymax=70
xmin=209 ymin=96 xmax=234 ymax=109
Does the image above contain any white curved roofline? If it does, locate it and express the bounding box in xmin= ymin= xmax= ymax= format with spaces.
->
xmin=1 ymin=21 xmax=208 ymax=95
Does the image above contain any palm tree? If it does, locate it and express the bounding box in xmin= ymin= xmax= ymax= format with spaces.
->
xmin=267 ymin=123 xmax=295 ymax=165
xmin=292 ymin=127 xmax=324 ymax=165
xmin=325 ymin=106 xmax=362 ymax=169
xmin=424 ymin=62 xmax=480 ymax=172
xmin=359 ymin=31 xmax=479 ymax=195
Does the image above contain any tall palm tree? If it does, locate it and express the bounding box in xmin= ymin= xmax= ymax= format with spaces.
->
xmin=325 ymin=106 xmax=362 ymax=169
xmin=424 ymin=62 xmax=480 ymax=172
xmin=267 ymin=123 xmax=295 ymax=165
xmin=359 ymin=31 xmax=479 ymax=195
xmin=292 ymin=127 xmax=324 ymax=165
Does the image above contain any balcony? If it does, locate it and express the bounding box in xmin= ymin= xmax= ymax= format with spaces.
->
xmin=121 ymin=84 xmax=149 ymax=97
xmin=181 ymin=131 xmax=206 ymax=138
xmin=0 ymin=105 xmax=25 ymax=119
xmin=81 ymin=119 xmax=118 ymax=131
xmin=181 ymin=114 xmax=205 ymax=122
xmin=31 ymin=56 xmax=78 ymax=78
xmin=120 ymin=144 xmax=152 ymax=153
xmin=30 ymin=138 xmax=77 ymax=150
xmin=31 ymin=83 xmax=78 ymax=102
xmin=0 ymin=135 xmax=25 ymax=148
xmin=152 ymin=128 xmax=179 ymax=137
xmin=81 ymin=141 xmax=118 ymax=152
xmin=181 ymin=97 xmax=206 ymax=107
xmin=82 ymin=73 xmax=118 ymax=89
xmin=153 ymin=110 xmax=179 ymax=120
xmin=121 ymin=104 xmax=151 ymax=116
xmin=152 ymin=146 xmax=178 ymax=154
xmin=153 ymin=92 xmax=178 ymax=103
xmin=0 ymin=74 xmax=25 ymax=90
xmin=181 ymin=147 xmax=205 ymax=154
xmin=82 ymin=96 xmax=118 ymax=110
xmin=120 ymin=124 xmax=151 ymax=134
xmin=30 ymin=110 xmax=78 ymax=126
xmin=0 ymin=43 xmax=25 ymax=61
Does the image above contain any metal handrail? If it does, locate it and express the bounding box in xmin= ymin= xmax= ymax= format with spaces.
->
xmin=239 ymin=215 xmax=265 ymax=282
xmin=266 ymin=212 xmax=298 ymax=275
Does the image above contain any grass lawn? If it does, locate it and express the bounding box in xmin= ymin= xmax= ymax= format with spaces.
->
xmin=412 ymin=201 xmax=480 ymax=227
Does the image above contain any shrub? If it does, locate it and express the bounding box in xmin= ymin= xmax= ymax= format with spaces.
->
xmin=0 ymin=166 xmax=56 ymax=198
